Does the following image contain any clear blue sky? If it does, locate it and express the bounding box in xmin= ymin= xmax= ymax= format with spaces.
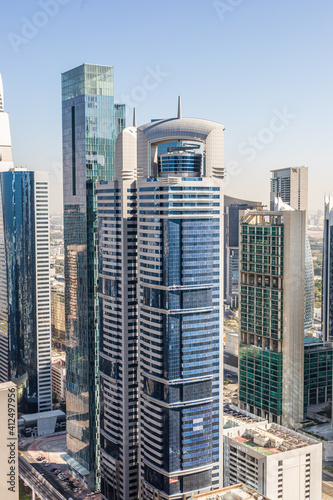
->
xmin=1 ymin=0 xmax=332 ymax=212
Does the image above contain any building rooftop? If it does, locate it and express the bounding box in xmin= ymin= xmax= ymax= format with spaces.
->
xmin=304 ymin=336 xmax=322 ymax=345
xmin=227 ymin=424 xmax=318 ymax=455
xmin=20 ymin=409 xmax=65 ymax=423
xmin=191 ymin=483 xmax=269 ymax=499
xmin=223 ymin=405 xmax=264 ymax=428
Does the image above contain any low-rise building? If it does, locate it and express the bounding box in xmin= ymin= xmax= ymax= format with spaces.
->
xmin=224 ymin=421 xmax=322 ymax=500
xmin=18 ymin=409 xmax=66 ymax=437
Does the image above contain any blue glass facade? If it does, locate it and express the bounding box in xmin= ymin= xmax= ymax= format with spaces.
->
xmin=139 ymin=180 xmax=222 ymax=496
xmin=62 ymin=64 xmax=125 ymax=489
xmin=0 ymin=171 xmax=51 ymax=413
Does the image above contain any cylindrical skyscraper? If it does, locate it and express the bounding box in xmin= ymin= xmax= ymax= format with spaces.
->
xmin=98 ymin=106 xmax=225 ymax=499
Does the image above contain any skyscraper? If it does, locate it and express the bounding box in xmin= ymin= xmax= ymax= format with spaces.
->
xmin=323 ymin=195 xmax=333 ymax=342
xmin=270 ymin=167 xmax=314 ymax=332
xmin=239 ymin=206 xmax=306 ymax=429
xmin=0 ymin=168 xmax=52 ymax=413
xmin=62 ymin=64 xmax=125 ymax=489
xmin=224 ymin=196 xmax=262 ymax=308
xmin=270 ymin=166 xmax=308 ymax=212
xmin=0 ymin=73 xmax=14 ymax=169
xmin=98 ymin=103 xmax=224 ymax=499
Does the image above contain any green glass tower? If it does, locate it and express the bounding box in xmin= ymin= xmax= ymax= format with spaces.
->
xmin=239 ymin=209 xmax=305 ymax=429
xmin=62 ymin=64 xmax=125 ymax=489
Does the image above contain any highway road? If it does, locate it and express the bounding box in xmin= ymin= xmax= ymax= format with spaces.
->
xmin=19 ymin=456 xmax=68 ymax=500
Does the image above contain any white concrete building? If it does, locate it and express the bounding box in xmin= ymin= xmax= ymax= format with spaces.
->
xmin=224 ymin=421 xmax=322 ymax=500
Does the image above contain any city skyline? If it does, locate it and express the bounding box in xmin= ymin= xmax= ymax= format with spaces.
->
xmin=0 ymin=2 xmax=331 ymax=499
xmin=1 ymin=0 xmax=333 ymax=213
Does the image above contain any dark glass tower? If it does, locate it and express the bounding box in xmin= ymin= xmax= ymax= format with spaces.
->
xmin=0 ymin=169 xmax=52 ymax=414
xmin=62 ymin=64 xmax=125 ymax=489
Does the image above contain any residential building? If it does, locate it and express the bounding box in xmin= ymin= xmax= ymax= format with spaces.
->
xmin=270 ymin=167 xmax=308 ymax=212
xmin=323 ymin=195 xmax=333 ymax=342
xmin=98 ymin=101 xmax=224 ymax=499
xmin=239 ymin=208 xmax=305 ymax=428
xmin=51 ymin=280 xmax=65 ymax=350
xmin=62 ymin=63 xmax=125 ymax=489
xmin=224 ymin=196 xmax=262 ymax=308
xmin=223 ymin=422 xmax=322 ymax=500
xmin=0 ymin=168 xmax=52 ymax=413
xmin=0 ymin=381 xmax=18 ymax=500
xmin=191 ymin=484 xmax=270 ymax=500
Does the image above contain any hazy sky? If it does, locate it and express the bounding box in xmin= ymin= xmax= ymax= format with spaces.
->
xmin=1 ymin=0 xmax=332 ymax=213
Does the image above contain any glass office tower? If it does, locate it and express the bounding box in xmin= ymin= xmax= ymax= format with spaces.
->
xmin=239 ymin=209 xmax=305 ymax=429
xmin=98 ymin=110 xmax=225 ymax=499
xmin=0 ymin=169 xmax=52 ymax=414
xmin=62 ymin=64 xmax=125 ymax=489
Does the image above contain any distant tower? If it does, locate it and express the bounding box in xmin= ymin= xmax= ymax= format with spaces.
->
xmin=224 ymin=195 xmax=263 ymax=308
xmin=270 ymin=167 xmax=308 ymax=212
xmin=0 ymin=73 xmax=13 ymax=169
xmin=323 ymin=195 xmax=333 ymax=342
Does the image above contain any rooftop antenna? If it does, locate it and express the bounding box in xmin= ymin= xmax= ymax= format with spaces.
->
xmin=0 ymin=73 xmax=4 ymax=112
xmin=133 ymin=107 xmax=137 ymax=127
xmin=177 ymin=95 xmax=182 ymax=119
